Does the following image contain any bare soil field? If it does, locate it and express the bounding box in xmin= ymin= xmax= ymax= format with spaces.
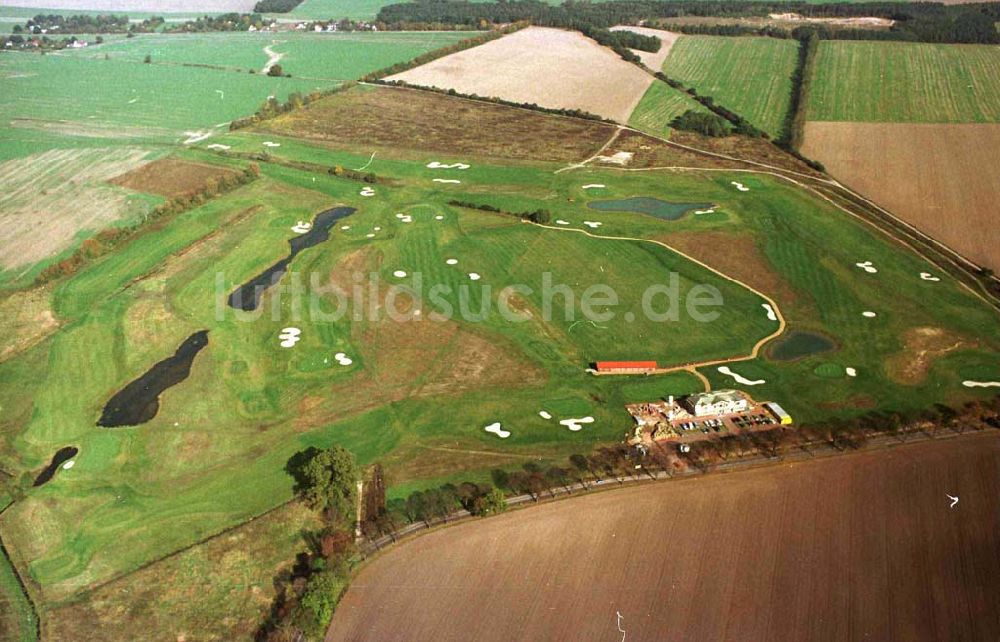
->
xmin=110 ymin=158 xmax=240 ymax=198
xmin=610 ymin=25 xmax=680 ymax=69
xmin=262 ymin=84 xmax=617 ymax=163
xmin=329 ymin=435 xmax=1000 ymax=642
xmin=0 ymin=147 xmax=153 ymax=271
xmin=387 ymin=27 xmax=654 ymax=123
xmin=803 ymin=121 xmax=1000 ymax=272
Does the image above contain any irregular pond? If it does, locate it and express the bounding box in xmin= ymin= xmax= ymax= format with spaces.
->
xmin=228 ymin=206 xmax=356 ymax=311
xmin=586 ymin=197 xmax=714 ymax=221
xmin=98 ymin=330 xmax=209 ymax=427
xmin=768 ymin=331 xmax=835 ymax=361
xmin=33 ymin=446 xmax=79 ymax=487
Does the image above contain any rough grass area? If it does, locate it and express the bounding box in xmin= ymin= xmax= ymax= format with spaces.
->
xmin=259 ymin=84 xmax=617 ymax=163
xmin=809 ymin=41 xmax=1000 ymax=122
xmin=662 ymin=35 xmax=799 ymax=138
xmin=0 ymin=533 xmax=37 ymax=642
xmin=628 ymin=81 xmax=707 ymax=137
xmin=110 ymin=158 xmax=241 ymax=198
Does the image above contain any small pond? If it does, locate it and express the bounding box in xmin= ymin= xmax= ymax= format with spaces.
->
xmin=768 ymin=331 xmax=836 ymax=361
xmin=228 ymin=206 xmax=356 ymax=312
xmin=586 ymin=197 xmax=714 ymax=221
xmin=98 ymin=330 xmax=209 ymax=427
xmin=33 ymin=446 xmax=79 ymax=487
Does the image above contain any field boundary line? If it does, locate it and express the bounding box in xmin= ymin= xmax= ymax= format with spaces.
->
xmin=529 ymin=220 xmax=786 ymax=379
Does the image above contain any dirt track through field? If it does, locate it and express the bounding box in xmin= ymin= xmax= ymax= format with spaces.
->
xmin=329 ymin=435 xmax=1000 ymax=641
xmin=388 ymin=27 xmax=654 ymax=122
xmin=803 ymin=121 xmax=1000 ymax=272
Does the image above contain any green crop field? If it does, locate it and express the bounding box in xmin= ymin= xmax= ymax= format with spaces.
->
xmin=628 ymin=80 xmax=707 ymax=137
xmin=1 ymin=98 xmax=997 ymax=602
xmin=662 ymin=35 xmax=799 ymax=138
xmin=809 ymin=41 xmax=1000 ymax=122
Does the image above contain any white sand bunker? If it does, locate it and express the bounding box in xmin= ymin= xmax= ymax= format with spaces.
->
xmin=435 ymin=215 xmax=444 ymax=220
xmin=394 ymin=213 xmax=413 ymax=223
xmin=365 ymin=233 xmax=375 ymax=238
xmin=62 ymin=460 xmax=75 ymax=470
xmin=182 ymin=130 xmax=212 ymax=145
xmin=846 ymin=367 xmax=858 ymax=377
xmin=560 ymin=416 xmax=595 ymax=432
xmin=291 ymin=220 xmax=312 ymax=234
xmin=694 ymin=208 xmax=717 ymax=215
xmin=262 ymin=141 xmax=281 ymax=148
xmin=206 ymin=143 xmax=231 ymax=151
xmin=963 ymin=380 xmax=1000 ymax=388
xmin=427 ymin=161 xmax=470 ymax=170
xmin=392 ymin=270 xmax=407 ymax=278
xmin=128 ymin=98 xmax=139 ymax=104
xmin=484 ymin=422 xmax=510 ymax=438
xmin=432 ymin=179 xmax=461 ymax=184
xmin=539 ymin=410 xmax=552 ymax=420
xmin=919 ymin=272 xmax=941 ymax=282
xmin=582 ymin=184 xmax=605 ymax=189
xmin=360 ymin=186 xmax=375 ymax=197
xmin=374 ymin=226 xmax=382 ymax=231
xmin=333 ymin=352 xmax=353 ymax=366
xmin=718 ymin=366 xmax=765 ymax=386
xmin=855 ymin=261 xmax=878 ymax=274
xmin=731 ymin=181 xmax=750 ymax=192
xmin=556 ymin=219 xmax=570 ymax=225
xmin=446 ymin=258 xmax=458 ymax=265
xmin=862 ymin=311 xmax=877 ymax=318
xmin=340 ymin=225 xmax=350 ymax=230
xmin=582 ymin=221 xmax=603 ymax=229
xmin=468 ymin=272 xmax=481 ymax=281
xmin=279 ymin=327 xmax=301 ymax=348
xmin=762 ymin=303 xmax=777 ymax=321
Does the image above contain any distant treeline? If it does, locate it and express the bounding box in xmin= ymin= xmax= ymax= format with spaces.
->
xmin=448 ymin=200 xmax=553 ymax=224
xmin=15 ymin=13 xmax=164 ymax=34
xmin=253 ymin=0 xmax=303 ymax=12
xmin=377 ymin=1 xmax=1000 ymax=44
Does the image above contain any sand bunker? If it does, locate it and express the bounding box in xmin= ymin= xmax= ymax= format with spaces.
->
xmin=262 ymin=141 xmax=281 ymax=148
xmin=559 ymin=416 xmax=595 ymax=432
xmin=694 ymin=208 xmax=717 ymax=215
xmin=718 ymin=366 xmax=765 ymax=386
xmin=366 ymin=233 xmax=375 ymax=238
xmin=556 ymin=220 xmax=570 ymax=225
xmin=862 ymin=311 xmax=877 ymax=318
xmin=360 ymin=187 xmax=375 ymax=197
xmin=731 ymin=181 xmax=750 ymax=192
xmin=334 ymin=351 xmax=353 ymax=366
xmin=435 ymin=215 xmax=444 ymax=220
xmin=762 ymin=303 xmax=777 ymax=321
xmin=484 ymin=422 xmax=510 ymax=438
xmin=446 ymin=258 xmax=458 ymax=265
xmin=855 ymin=261 xmax=878 ymax=274
xmin=182 ymin=131 xmax=213 ymax=145
xmin=341 ymin=225 xmax=351 ymax=230
xmin=539 ymin=410 xmax=552 ymax=420
xmin=919 ymin=272 xmax=941 ymax=282
xmin=279 ymin=327 xmax=301 ymax=348
xmin=582 ymin=221 xmax=603 ymax=229
xmin=597 ymin=151 xmax=634 ymax=166
xmin=432 ymin=179 xmax=461 ymax=184
xmin=963 ymin=380 xmax=1000 ymax=388
xmin=206 ymin=143 xmax=231 ymax=151
xmin=427 ymin=161 xmax=470 ymax=170
xmin=291 ymin=220 xmax=312 ymax=234
xmin=846 ymin=367 xmax=858 ymax=377
xmin=394 ymin=213 xmax=413 ymax=223
xmin=468 ymin=273 xmax=481 ymax=281
xmin=582 ymin=184 xmax=606 ymax=189
xmin=392 ymin=270 xmax=407 ymax=278
xmin=62 ymin=460 xmax=75 ymax=470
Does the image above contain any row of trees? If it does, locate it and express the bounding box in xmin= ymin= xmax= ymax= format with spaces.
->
xmin=253 ymin=0 xmax=303 ymax=12
xmin=655 ymin=72 xmax=767 ymax=138
xmin=36 ymin=164 xmax=259 ymax=285
xmin=448 ymin=200 xmax=552 ymax=224
xmin=778 ymin=31 xmax=821 ymax=154
xmin=229 ymin=82 xmax=355 ymax=130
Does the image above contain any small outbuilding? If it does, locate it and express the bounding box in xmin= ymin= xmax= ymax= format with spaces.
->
xmin=595 ymin=361 xmax=657 ymax=374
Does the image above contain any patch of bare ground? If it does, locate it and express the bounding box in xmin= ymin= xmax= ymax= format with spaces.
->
xmin=110 ymin=158 xmax=241 ymax=199
xmin=329 ymin=435 xmax=1000 ymax=642
xmin=885 ymin=326 xmax=975 ymax=385
xmin=261 ymin=84 xmax=616 ymax=164
xmin=0 ymin=287 xmax=58 ymax=362
xmin=612 ymin=129 xmax=746 ymax=170
xmin=387 ymin=27 xmax=653 ymax=123
xmin=803 ymin=122 xmax=1000 ymax=272
xmin=669 ymin=130 xmax=825 ymax=176
xmin=0 ymin=147 xmax=153 ymax=270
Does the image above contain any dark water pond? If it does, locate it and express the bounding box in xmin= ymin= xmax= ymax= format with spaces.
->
xmin=97 ymin=330 xmax=209 ymax=427
xmin=768 ymin=331 xmax=835 ymax=361
xmin=587 ymin=197 xmax=713 ymax=221
xmin=32 ymin=446 xmax=79 ymax=487
xmin=228 ymin=206 xmax=356 ymax=311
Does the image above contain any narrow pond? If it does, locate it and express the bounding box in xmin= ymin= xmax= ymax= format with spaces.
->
xmin=32 ymin=447 xmax=78 ymax=487
xmin=228 ymin=206 xmax=356 ymax=312
xmin=586 ymin=197 xmax=714 ymax=221
xmin=97 ymin=330 xmax=209 ymax=427
xmin=768 ymin=331 xmax=836 ymax=361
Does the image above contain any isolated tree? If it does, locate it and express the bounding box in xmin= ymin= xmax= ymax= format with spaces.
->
xmin=268 ymin=63 xmax=283 ymax=77
xmin=143 ymin=53 xmax=151 ymax=63
xmin=297 ymin=446 xmax=359 ymax=524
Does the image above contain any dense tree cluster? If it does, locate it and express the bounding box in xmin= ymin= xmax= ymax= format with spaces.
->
xmin=448 ymin=200 xmax=552 ymax=224
xmin=670 ymin=110 xmax=730 ymax=137
xmin=14 ymin=13 xmax=163 ymax=35
xmin=253 ymin=0 xmax=303 ymax=13
xmin=164 ymin=13 xmax=267 ymax=33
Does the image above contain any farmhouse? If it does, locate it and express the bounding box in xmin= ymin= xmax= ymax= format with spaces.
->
xmin=685 ymin=390 xmax=749 ymax=417
xmin=595 ymin=360 xmax=658 ymax=374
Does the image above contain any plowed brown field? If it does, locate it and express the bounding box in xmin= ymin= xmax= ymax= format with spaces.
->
xmin=329 ymin=435 xmax=1000 ymax=642
xmin=802 ymin=121 xmax=1000 ymax=272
